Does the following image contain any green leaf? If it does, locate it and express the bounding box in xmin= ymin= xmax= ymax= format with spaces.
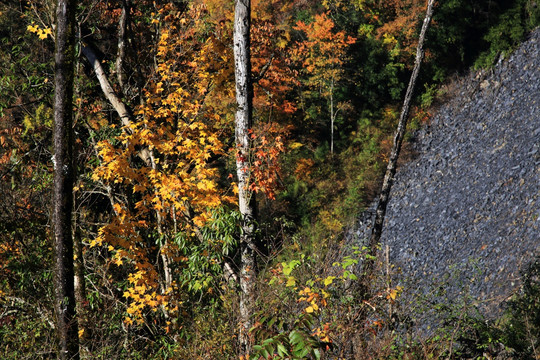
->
xmin=277 ymin=343 xmax=289 ymax=357
xmin=265 ymin=343 xmax=274 ymax=356
xmin=282 ymin=263 xmax=293 ymax=276
xmin=289 ymin=330 xmax=303 ymax=346
xmin=261 ymin=348 xmax=270 ymax=359
xmin=293 ymin=346 xmax=309 ymax=358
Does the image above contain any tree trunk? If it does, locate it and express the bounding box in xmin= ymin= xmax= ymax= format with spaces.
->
xmin=81 ymin=45 xmax=152 ymax=166
xmin=53 ymin=0 xmax=79 ymax=358
xmin=233 ymin=0 xmax=257 ymax=356
xmin=115 ymin=0 xmax=130 ymax=93
xmin=81 ymin=46 xmax=133 ymax=130
xmin=364 ymin=0 xmax=436 ymax=278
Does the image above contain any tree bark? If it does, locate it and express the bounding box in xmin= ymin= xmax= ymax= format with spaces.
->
xmin=53 ymin=0 xmax=79 ymax=358
xmin=116 ymin=0 xmax=131 ymax=94
xmin=365 ymin=0 xmax=436 ymax=277
xmin=233 ymin=0 xmax=257 ymax=356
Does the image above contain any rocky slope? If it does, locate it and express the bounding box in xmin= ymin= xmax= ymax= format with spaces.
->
xmin=353 ymin=28 xmax=540 ymax=320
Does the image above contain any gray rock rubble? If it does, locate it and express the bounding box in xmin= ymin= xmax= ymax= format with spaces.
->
xmin=352 ymin=28 xmax=540 ymax=320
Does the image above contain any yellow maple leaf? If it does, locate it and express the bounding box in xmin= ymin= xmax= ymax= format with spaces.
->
xmin=27 ymin=24 xmax=38 ymax=33
xmin=38 ymin=27 xmax=52 ymax=40
xmin=133 ymin=184 xmax=146 ymax=193
xmin=89 ymin=238 xmax=103 ymax=248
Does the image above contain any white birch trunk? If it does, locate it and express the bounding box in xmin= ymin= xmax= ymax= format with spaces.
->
xmin=233 ymin=0 xmax=257 ymax=356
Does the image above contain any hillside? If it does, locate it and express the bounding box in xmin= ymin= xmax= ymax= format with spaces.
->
xmin=2 ymin=1 xmax=539 ymax=357
xmin=354 ymin=28 xmax=540 ymax=321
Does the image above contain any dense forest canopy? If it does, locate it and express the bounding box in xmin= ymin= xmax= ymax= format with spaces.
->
xmin=0 ymin=0 xmax=538 ymax=358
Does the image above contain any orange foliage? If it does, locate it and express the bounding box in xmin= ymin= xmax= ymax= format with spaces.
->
xmin=376 ymin=0 xmax=427 ymax=64
xmin=292 ymin=12 xmax=356 ymax=120
xmin=251 ymin=0 xmax=299 ymax=116
xmin=91 ymin=0 xmax=298 ymax=323
xmin=293 ymin=12 xmax=356 ymax=88
xmin=248 ymin=123 xmax=290 ymax=200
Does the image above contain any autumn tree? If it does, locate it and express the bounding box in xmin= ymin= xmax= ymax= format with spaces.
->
xmin=7 ymin=0 xmax=540 ymax=357
xmin=293 ymin=12 xmax=355 ymax=154
xmin=375 ymin=0 xmax=429 ymax=64
xmin=85 ymin=2 xmax=238 ymax=328
xmin=83 ymin=1 xmax=292 ymax=352
xmin=52 ymin=0 xmax=79 ymax=358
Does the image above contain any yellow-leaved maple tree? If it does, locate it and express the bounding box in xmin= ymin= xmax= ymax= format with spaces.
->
xmin=91 ymin=2 xmax=236 ymax=325
xmin=90 ymin=0 xmax=298 ymax=327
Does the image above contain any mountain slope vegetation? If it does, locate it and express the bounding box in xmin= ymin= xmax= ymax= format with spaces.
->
xmin=0 ymin=0 xmax=538 ymax=358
